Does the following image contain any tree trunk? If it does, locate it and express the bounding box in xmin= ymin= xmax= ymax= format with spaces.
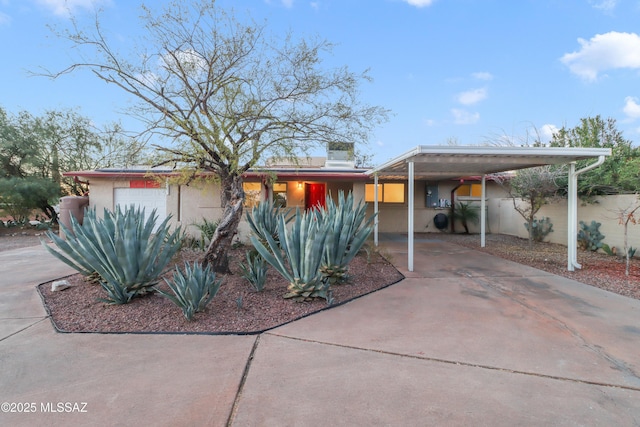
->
xmin=527 ymin=216 xmax=534 ymax=250
xmin=204 ymin=173 xmax=244 ymax=274
xmin=624 ymin=221 xmax=630 ymax=276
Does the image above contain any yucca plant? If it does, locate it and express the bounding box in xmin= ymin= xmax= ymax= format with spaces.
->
xmin=246 ymin=199 xmax=292 ymax=250
xmin=319 ymin=191 xmax=375 ymax=286
xmin=156 ymin=262 xmax=222 ymax=321
xmin=43 ymin=206 xmax=182 ymax=304
xmin=251 ymin=209 xmax=329 ymax=301
xmin=239 ymin=250 xmax=269 ymax=292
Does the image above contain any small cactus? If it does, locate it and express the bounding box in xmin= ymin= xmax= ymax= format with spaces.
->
xmin=577 ymin=220 xmax=605 ymax=252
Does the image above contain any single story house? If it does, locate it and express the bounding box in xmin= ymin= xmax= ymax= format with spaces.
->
xmin=63 ymin=145 xmax=611 ymax=272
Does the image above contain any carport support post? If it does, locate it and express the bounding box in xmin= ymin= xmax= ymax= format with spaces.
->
xmin=481 ymin=174 xmax=486 ymax=248
xmin=374 ymin=174 xmax=379 ymax=247
xmin=568 ymin=162 xmax=577 ymax=271
xmin=408 ymin=160 xmax=415 ymax=272
xmin=567 ymin=155 xmax=606 ymax=271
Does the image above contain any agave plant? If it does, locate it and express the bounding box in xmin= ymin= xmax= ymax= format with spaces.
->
xmin=239 ymin=250 xmax=269 ymax=292
xmin=245 ymin=199 xmax=292 ymax=250
xmin=251 ymin=209 xmax=329 ymax=301
xmin=44 ymin=206 xmax=182 ymax=304
xmin=156 ymin=262 xmax=222 ymax=321
xmin=319 ymin=191 xmax=375 ymax=285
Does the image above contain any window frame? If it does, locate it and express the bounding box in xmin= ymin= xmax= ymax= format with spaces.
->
xmin=365 ymin=182 xmax=406 ymax=204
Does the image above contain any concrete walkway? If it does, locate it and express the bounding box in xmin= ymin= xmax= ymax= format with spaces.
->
xmin=1 ymin=239 xmax=639 ymax=426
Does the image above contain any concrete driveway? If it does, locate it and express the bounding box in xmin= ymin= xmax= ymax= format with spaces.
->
xmin=1 ymin=239 xmax=639 ymax=426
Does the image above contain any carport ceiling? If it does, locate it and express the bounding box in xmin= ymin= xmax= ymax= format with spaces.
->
xmin=367 ymin=146 xmax=612 ymax=180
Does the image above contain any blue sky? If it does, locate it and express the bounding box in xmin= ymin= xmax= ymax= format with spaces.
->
xmin=2 ymin=0 xmax=640 ymax=164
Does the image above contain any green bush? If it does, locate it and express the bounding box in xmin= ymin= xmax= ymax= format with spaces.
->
xmin=194 ymin=218 xmax=217 ymax=245
xmin=525 ymin=217 xmax=554 ymax=242
xmin=156 ymin=262 xmax=222 ymax=321
xmin=44 ymin=206 xmax=182 ymax=304
xmin=0 ymin=177 xmax=59 ymax=222
xmin=239 ymin=251 xmax=269 ymax=292
xmin=182 ymin=218 xmax=218 ymax=250
xmin=601 ymin=243 xmax=616 ymax=256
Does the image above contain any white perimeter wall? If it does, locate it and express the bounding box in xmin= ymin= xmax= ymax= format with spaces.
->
xmin=491 ymin=194 xmax=640 ymax=251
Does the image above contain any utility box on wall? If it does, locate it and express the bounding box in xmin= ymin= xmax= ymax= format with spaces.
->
xmin=425 ymin=183 xmax=438 ymax=208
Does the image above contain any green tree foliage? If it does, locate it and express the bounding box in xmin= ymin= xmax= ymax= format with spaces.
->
xmin=549 ymin=116 xmax=640 ymax=196
xmin=0 ymin=177 xmax=59 ymax=222
xmin=0 ymin=106 xmax=146 ymax=220
xmin=46 ymin=0 xmax=389 ymax=272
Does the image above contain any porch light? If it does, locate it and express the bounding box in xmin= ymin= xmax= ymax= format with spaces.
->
xmin=297 ymin=181 xmax=302 ymax=189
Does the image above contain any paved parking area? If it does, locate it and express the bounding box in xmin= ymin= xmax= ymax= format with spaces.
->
xmin=1 ymin=240 xmax=639 ymax=426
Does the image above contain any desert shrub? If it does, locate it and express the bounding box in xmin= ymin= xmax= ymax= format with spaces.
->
xmin=601 ymin=243 xmax=616 ymax=256
xmin=239 ymin=251 xmax=269 ymax=292
xmin=577 ymin=220 xmax=605 ymax=251
xmin=44 ymin=206 xmax=182 ymax=304
xmin=156 ymin=262 xmax=222 ymax=321
xmin=524 ymin=216 xmax=554 ymax=242
xmin=195 ymin=217 xmax=218 ymax=241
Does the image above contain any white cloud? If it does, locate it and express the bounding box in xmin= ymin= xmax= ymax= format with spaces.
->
xmin=623 ymin=96 xmax=640 ymax=120
xmin=457 ymin=87 xmax=487 ymax=105
xmin=589 ymin=0 xmax=617 ymax=12
xmin=34 ymin=0 xmax=111 ymax=17
xmin=281 ymin=0 xmax=294 ymax=8
xmin=539 ymin=124 xmax=559 ymax=142
xmin=402 ymin=0 xmax=436 ymax=7
xmin=560 ymin=31 xmax=640 ymax=82
xmin=165 ymin=49 xmax=205 ymax=70
xmin=472 ymin=72 xmax=493 ymax=81
xmin=451 ymin=108 xmax=479 ymax=125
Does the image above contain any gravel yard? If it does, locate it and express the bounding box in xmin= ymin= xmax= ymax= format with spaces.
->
xmin=3 ymin=226 xmax=637 ymax=334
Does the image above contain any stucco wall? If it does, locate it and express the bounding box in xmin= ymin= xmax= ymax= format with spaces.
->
xmin=367 ymin=180 xmax=509 ymax=234
xmin=84 ymin=175 xmax=637 ymax=252
xmin=493 ymin=194 xmax=640 ymax=251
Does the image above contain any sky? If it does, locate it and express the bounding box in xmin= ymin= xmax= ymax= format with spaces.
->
xmin=2 ymin=0 xmax=640 ymax=164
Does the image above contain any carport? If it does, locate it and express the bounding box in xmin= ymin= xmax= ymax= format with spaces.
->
xmin=366 ymin=146 xmax=611 ymax=272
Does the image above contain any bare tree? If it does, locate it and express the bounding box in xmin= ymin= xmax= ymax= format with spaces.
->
xmin=43 ymin=1 xmax=388 ymax=272
xmin=493 ymin=166 xmax=565 ymax=249
xmin=608 ymin=197 xmax=640 ymax=276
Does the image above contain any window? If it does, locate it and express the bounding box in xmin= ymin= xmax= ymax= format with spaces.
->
xmin=273 ymin=182 xmax=287 ymax=207
xmin=456 ymin=184 xmax=482 ymax=198
xmin=243 ymin=182 xmax=262 ymax=208
xmin=365 ymin=183 xmax=405 ymax=203
xmin=365 ymin=184 xmax=382 ymax=202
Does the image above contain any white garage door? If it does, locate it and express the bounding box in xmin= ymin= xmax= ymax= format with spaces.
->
xmin=114 ymin=188 xmax=167 ymax=230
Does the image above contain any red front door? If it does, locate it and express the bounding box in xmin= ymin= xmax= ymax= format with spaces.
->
xmin=305 ymin=183 xmax=326 ymax=210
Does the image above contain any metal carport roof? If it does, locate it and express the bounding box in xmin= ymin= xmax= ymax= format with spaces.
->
xmin=366 ymin=146 xmax=612 ymax=272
